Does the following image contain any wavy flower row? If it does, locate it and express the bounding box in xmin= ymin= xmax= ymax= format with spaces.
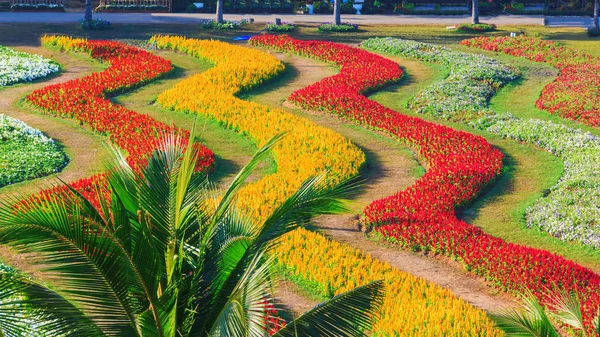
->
xmin=0 ymin=114 xmax=67 ymax=188
xmin=461 ymin=36 xmax=600 ymax=128
xmin=23 ymin=36 xmax=214 ymax=205
xmin=363 ymin=37 xmax=600 ymax=250
xmin=0 ymin=45 xmax=60 ymax=86
xmin=358 ymin=37 xmax=600 ymax=328
xmin=249 ymin=35 xmax=503 ymax=228
xmin=252 ymin=34 xmax=600 ymax=330
xmin=28 ymin=36 xmax=214 ymax=174
xmin=155 ymin=34 xmax=500 ymax=336
xmin=250 ymin=34 xmax=503 ymax=335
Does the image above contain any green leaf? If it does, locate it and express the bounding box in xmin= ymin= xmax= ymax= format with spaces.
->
xmin=272 ymin=280 xmax=385 ymax=337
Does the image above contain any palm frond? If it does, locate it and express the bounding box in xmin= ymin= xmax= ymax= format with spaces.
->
xmin=0 ymin=190 xmax=141 ymax=335
xmin=209 ymin=133 xmax=286 ymax=230
xmin=206 ymin=253 xmax=274 ymax=337
xmin=272 ymin=280 xmax=385 ymax=337
xmin=0 ymin=271 xmax=105 ymax=337
xmin=548 ymin=289 xmax=584 ymax=330
xmin=492 ymin=291 xmax=559 ymax=337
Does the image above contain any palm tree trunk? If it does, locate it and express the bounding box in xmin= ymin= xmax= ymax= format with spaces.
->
xmin=216 ymin=0 xmax=224 ymax=23
xmin=333 ymin=0 xmax=341 ymax=25
xmin=471 ymin=0 xmax=479 ymax=24
xmin=85 ymin=0 xmax=92 ymax=21
xmin=595 ymin=0 xmax=599 ymax=30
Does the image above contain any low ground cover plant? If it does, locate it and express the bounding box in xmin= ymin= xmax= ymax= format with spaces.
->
xmin=0 ymin=114 xmax=66 ymax=187
xmin=364 ymin=37 xmax=600 ymax=250
xmin=202 ymin=19 xmax=248 ymax=29
xmin=257 ymin=35 xmax=600 ymax=329
xmin=317 ymin=22 xmax=359 ymax=32
xmin=456 ymin=22 xmax=497 ymax=32
xmin=153 ymin=34 xmax=502 ymax=336
xmin=0 ymin=45 xmax=59 ymax=86
xmin=266 ymin=22 xmax=295 ymax=32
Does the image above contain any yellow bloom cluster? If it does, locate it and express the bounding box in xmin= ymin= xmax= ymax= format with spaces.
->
xmin=41 ymin=35 xmax=87 ymax=51
xmin=278 ymin=228 xmax=502 ymax=336
xmin=151 ymin=35 xmax=502 ymax=336
xmin=152 ymin=35 xmax=364 ymax=219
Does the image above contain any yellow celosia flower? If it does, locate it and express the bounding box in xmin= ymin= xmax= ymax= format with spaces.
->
xmin=152 ymin=35 xmax=502 ymax=336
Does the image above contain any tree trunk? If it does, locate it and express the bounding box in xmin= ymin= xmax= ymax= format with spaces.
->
xmin=471 ymin=0 xmax=479 ymax=24
xmin=85 ymin=0 xmax=92 ymax=21
xmin=595 ymin=0 xmax=599 ymax=30
xmin=333 ymin=0 xmax=341 ymax=25
xmin=216 ymin=0 xmax=224 ymax=24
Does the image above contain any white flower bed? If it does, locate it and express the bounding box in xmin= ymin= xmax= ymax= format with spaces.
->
xmin=0 ymin=114 xmax=67 ymax=187
xmin=364 ymin=37 xmax=600 ymax=249
xmin=480 ymin=115 xmax=600 ymax=248
xmin=0 ymin=45 xmax=60 ymax=86
xmin=362 ymin=38 xmax=519 ymax=120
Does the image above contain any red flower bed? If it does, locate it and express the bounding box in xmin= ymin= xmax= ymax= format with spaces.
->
xmin=25 ymin=40 xmax=214 ymax=204
xmin=461 ymin=36 xmax=600 ymax=128
xmin=252 ymin=35 xmax=600 ymax=328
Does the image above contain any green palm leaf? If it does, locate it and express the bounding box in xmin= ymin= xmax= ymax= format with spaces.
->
xmin=492 ymin=291 xmax=559 ymax=337
xmin=0 ymin=270 xmax=104 ymax=337
xmin=272 ymin=280 xmax=385 ymax=337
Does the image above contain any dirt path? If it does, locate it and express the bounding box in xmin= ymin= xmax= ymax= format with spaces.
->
xmin=250 ymin=52 xmax=518 ymax=315
xmin=0 ymin=46 xmax=111 ymax=200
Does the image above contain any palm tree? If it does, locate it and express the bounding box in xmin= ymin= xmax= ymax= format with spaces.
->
xmin=0 ymin=133 xmax=384 ymax=337
xmin=493 ymin=289 xmax=600 ymax=337
xmin=472 ymin=0 xmax=480 ymax=24
xmin=333 ymin=0 xmax=341 ymax=25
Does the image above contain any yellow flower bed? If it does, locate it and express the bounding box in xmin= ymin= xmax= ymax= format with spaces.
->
xmin=151 ymin=35 xmax=502 ymax=336
xmin=279 ymin=228 xmax=502 ymax=336
xmin=42 ymin=35 xmax=87 ymax=50
xmin=153 ymin=35 xmax=364 ymax=219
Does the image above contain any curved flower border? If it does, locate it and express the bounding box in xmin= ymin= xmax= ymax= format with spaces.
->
xmin=253 ymin=34 xmax=600 ymax=329
xmin=25 ymin=36 xmax=215 ymax=204
xmin=154 ymin=34 xmax=501 ymax=336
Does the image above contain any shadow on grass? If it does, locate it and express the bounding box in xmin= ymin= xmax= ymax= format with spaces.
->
xmin=457 ymin=148 xmax=519 ymax=225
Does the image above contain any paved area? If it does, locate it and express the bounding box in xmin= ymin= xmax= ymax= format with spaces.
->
xmin=0 ymin=12 xmax=593 ymax=27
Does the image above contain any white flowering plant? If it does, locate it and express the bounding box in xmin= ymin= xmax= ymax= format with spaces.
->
xmin=0 ymin=45 xmax=60 ymax=87
xmin=0 ymin=114 xmax=67 ymax=188
xmin=363 ymin=38 xmax=519 ymax=121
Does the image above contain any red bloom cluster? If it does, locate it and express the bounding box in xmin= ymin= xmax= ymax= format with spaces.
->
xmin=27 ymin=40 xmax=214 ymax=172
xmin=461 ymin=36 xmax=600 ymax=128
xmin=252 ymin=35 xmax=600 ymax=328
xmin=23 ymin=40 xmax=214 ymax=208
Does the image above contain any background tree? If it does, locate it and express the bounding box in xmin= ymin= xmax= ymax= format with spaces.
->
xmin=85 ymin=0 xmax=92 ymax=21
xmin=0 ymin=133 xmax=384 ymax=337
xmin=594 ymin=0 xmax=599 ymax=30
xmin=334 ymin=0 xmax=341 ymax=25
xmin=472 ymin=0 xmax=480 ymax=24
xmin=216 ymin=0 xmax=224 ymax=24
